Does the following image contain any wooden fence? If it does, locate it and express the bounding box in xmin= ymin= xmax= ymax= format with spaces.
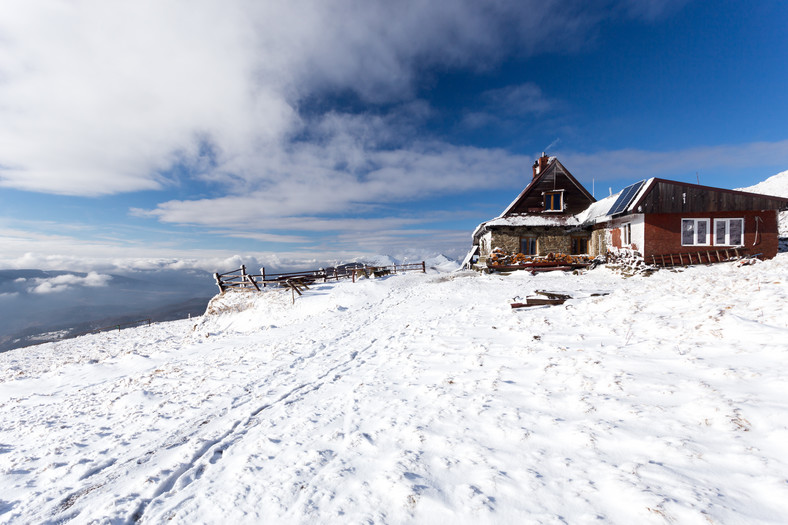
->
xmin=213 ymin=262 xmax=426 ymax=294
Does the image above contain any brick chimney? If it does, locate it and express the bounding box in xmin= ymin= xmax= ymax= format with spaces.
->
xmin=532 ymin=152 xmax=549 ymax=179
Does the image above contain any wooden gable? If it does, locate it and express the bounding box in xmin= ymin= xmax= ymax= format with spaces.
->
xmin=503 ymin=158 xmax=595 ymax=216
xmin=632 ymin=179 xmax=788 ymax=214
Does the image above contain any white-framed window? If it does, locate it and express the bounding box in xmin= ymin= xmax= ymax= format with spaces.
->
xmin=682 ymin=218 xmax=710 ymax=246
xmin=714 ymin=218 xmax=744 ymax=246
xmin=621 ymin=223 xmax=632 ymax=246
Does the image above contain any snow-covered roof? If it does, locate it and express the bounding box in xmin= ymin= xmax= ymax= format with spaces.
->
xmin=484 ymin=214 xmax=579 ymax=228
xmin=472 ymin=213 xmax=579 ymax=240
xmin=574 ymin=192 xmax=619 ymax=225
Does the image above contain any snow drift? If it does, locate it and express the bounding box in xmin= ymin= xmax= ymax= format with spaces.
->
xmin=2 ymin=258 xmax=788 ymax=524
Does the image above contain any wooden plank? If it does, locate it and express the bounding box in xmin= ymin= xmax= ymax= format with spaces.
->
xmin=511 ymin=298 xmax=566 ymax=308
xmin=535 ymin=290 xmax=572 ymax=300
xmin=286 ymin=280 xmax=303 ymax=295
xmin=526 ymin=297 xmax=567 ymax=306
xmin=530 ymin=266 xmax=572 ymax=273
xmin=247 ymin=275 xmax=260 ymax=291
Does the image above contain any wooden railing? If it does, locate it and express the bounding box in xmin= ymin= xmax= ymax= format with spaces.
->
xmin=213 ymin=262 xmax=426 ymax=293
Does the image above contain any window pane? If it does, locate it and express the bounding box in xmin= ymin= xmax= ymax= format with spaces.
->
xmin=682 ymin=220 xmax=695 ymax=245
xmin=715 ymin=221 xmax=725 ymax=245
xmin=730 ymin=219 xmax=743 ymax=245
xmin=697 ymin=220 xmax=708 ymax=244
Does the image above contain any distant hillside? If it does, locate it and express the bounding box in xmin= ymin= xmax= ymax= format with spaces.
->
xmin=737 ymin=169 xmax=788 ymax=198
xmin=738 ymin=169 xmax=788 ymax=241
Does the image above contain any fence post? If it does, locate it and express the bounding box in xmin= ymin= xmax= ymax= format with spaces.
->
xmin=422 ymin=261 xmax=426 ymax=273
xmin=246 ymin=273 xmax=260 ymax=291
xmin=261 ymin=267 xmax=266 ymax=287
xmin=214 ymin=272 xmax=225 ymax=293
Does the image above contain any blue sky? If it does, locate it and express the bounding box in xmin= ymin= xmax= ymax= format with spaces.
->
xmin=1 ymin=0 xmax=787 ymax=272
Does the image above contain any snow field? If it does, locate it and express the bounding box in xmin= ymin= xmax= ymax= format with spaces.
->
xmin=1 ymin=257 xmax=788 ymax=524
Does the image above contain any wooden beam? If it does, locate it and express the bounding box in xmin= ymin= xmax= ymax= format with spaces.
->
xmin=245 ymin=273 xmax=260 ymax=291
xmin=535 ymin=290 xmax=572 ymax=300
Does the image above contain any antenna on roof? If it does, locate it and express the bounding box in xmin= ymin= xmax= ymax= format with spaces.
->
xmin=696 ymin=171 xmax=700 ymax=185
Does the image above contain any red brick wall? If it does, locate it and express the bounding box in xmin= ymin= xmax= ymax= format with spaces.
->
xmin=643 ymin=210 xmax=779 ymax=259
xmin=609 ymin=227 xmax=621 ymax=249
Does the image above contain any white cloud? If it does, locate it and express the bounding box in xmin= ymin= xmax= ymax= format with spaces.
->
xmin=0 ymin=0 xmax=680 ymax=197
xmin=28 ymin=272 xmax=112 ymax=294
xmin=136 ymin=143 xmax=531 ymax=227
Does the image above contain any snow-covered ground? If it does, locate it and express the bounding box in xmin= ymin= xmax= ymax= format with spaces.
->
xmin=2 ymin=257 xmax=788 ymax=524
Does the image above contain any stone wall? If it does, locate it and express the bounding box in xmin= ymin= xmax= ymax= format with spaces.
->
xmin=488 ymin=226 xmax=575 ymax=256
xmin=590 ymin=228 xmax=607 ymax=257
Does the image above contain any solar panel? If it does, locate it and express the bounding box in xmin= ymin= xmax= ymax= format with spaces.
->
xmin=608 ymin=180 xmax=645 ymax=215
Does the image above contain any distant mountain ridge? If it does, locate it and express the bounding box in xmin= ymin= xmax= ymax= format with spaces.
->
xmin=737 ymin=169 xmax=788 ymax=198
xmin=737 ymin=169 xmax=788 ymax=240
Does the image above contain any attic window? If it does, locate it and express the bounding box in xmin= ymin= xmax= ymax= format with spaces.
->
xmin=544 ymin=191 xmax=563 ymax=211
